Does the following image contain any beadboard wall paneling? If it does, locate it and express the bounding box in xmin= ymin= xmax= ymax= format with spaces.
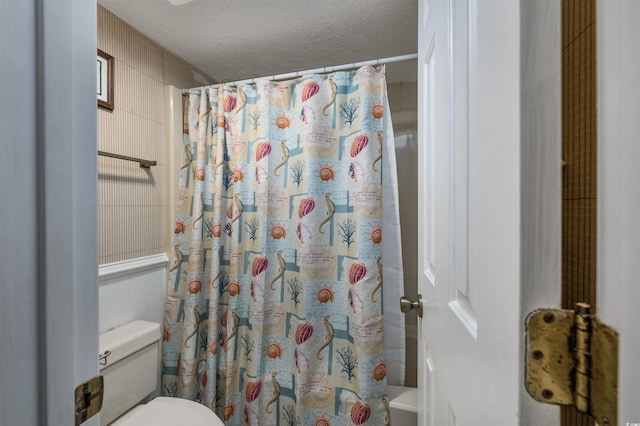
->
xmin=98 ymin=254 xmax=169 ymax=333
xmin=97 ymin=5 xmax=212 ymax=264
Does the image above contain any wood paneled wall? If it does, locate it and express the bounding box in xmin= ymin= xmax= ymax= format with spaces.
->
xmin=561 ymin=0 xmax=596 ymax=425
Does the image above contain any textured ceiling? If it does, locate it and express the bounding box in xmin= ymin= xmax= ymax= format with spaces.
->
xmin=97 ymin=0 xmax=418 ymax=83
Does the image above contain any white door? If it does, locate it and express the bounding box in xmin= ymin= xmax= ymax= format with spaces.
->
xmin=597 ymin=1 xmax=640 ymax=423
xmin=416 ymin=0 xmax=640 ymax=425
xmin=0 ymin=1 xmax=99 ymax=425
xmin=416 ymin=0 xmax=561 ymax=424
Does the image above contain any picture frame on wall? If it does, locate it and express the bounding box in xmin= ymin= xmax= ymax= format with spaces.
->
xmin=97 ymin=49 xmax=114 ymax=111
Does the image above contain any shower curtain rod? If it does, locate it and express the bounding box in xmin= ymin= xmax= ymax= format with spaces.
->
xmin=182 ymin=53 xmax=417 ymax=93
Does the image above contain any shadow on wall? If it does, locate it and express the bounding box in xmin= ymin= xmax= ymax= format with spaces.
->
xmin=388 ymin=79 xmax=418 ymax=388
xmin=394 ymin=130 xmax=418 ymax=388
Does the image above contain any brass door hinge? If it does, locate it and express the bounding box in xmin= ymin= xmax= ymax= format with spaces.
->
xmin=525 ymin=303 xmax=618 ymax=426
xmin=75 ymin=375 xmax=104 ymax=425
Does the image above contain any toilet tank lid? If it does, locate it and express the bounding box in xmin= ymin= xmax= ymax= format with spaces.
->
xmin=99 ymin=321 xmax=161 ymax=371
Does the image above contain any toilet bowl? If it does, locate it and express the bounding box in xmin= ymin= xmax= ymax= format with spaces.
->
xmin=99 ymin=321 xmax=223 ymax=426
xmin=109 ymin=396 xmax=220 ymax=426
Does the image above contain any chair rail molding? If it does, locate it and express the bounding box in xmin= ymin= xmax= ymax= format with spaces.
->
xmin=98 ymin=253 xmax=168 ymax=282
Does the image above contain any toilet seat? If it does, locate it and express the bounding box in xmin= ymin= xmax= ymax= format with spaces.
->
xmin=110 ymin=397 xmax=224 ymax=426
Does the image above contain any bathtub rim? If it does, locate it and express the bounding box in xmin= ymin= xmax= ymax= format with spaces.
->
xmin=387 ymin=384 xmax=418 ymax=413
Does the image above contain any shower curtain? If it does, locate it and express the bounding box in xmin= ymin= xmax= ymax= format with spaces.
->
xmin=163 ymin=66 xmax=404 ymax=425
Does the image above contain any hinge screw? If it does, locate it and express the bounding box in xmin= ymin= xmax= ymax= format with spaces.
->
xmin=543 ymin=313 xmax=555 ymax=323
xmin=541 ymin=389 xmax=554 ymax=399
xmin=532 ymin=350 xmax=544 ymax=360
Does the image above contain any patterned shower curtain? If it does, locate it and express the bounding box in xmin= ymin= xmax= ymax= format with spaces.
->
xmin=163 ymin=66 xmax=390 ymax=425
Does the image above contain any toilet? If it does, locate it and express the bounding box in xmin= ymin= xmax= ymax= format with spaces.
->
xmin=99 ymin=320 xmax=224 ymax=426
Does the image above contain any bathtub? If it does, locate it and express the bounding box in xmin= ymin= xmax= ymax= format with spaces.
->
xmin=387 ymin=320 xmax=418 ymax=424
xmin=388 ymin=385 xmax=418 ymax=424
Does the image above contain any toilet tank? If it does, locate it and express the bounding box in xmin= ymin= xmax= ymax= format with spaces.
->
xmin=99 ymin=321 xmax=161 ymax=426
